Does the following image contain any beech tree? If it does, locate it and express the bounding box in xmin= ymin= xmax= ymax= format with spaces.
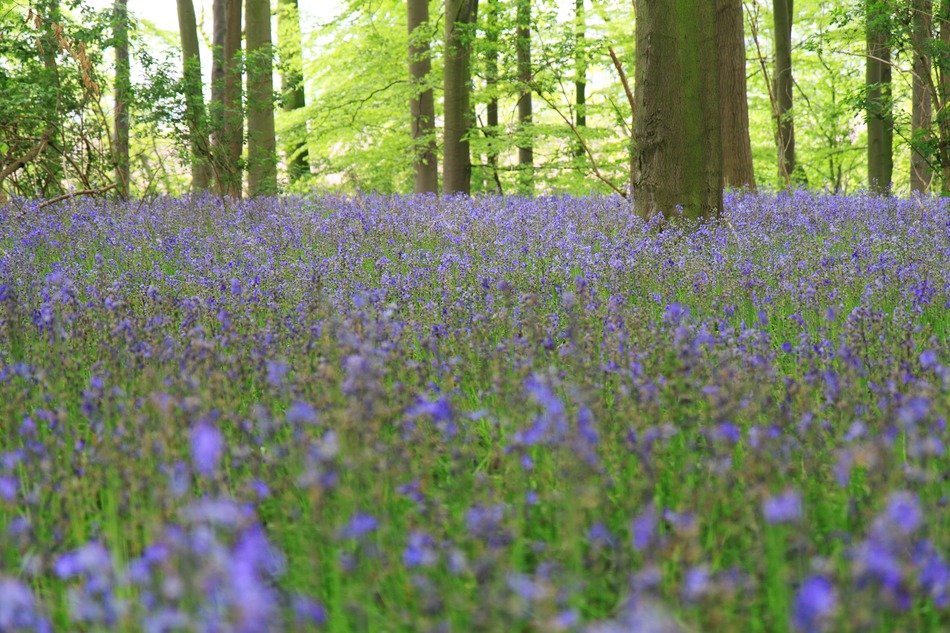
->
xmin=938 ymin=0 xmax=949 ymax=193
xmin=210 ymin=0 xmax=243 ymax=197
xmin=633 ymin=0 xmax=722 ymax=221
xmin=408 ymin=0 xmax=437 ymax=193
xmin=574 ymin=0 xmax=586 ymax=159
xmin=38 ymin=0 xmax=64 ymax=197
xmin=867 ymin=0 xmax=893 ymax=193
xmin=444 ymin=0 xmax=478 ymax=195
xmin=114 ymin=0 xmax=130 ymax=198
xmin=516 ymin=0 xmax=533 ymax=194
xmin=177 ymin=0 xmax=211 ymax=192
xmin=774 ymin=0 xmax=796 ymax=185
xmin=718 ymin=0 xmax=755 ymax=188
xmin=246 ymin=0 xmax=277 ymax=196
xmin=910 ymin=0 xmax=932 ymax=192
xmin=279 ymin=0 xmax=309 ymax=184
xmin=483 ymin=0 xmax=502 ymax=193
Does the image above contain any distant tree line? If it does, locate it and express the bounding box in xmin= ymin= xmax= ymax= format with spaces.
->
xmin=0 ymin=0 xmax=947 ymax=218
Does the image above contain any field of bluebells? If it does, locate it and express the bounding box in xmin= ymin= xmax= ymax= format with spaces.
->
xmin=0 ymin=192 xmax=947 ymax=632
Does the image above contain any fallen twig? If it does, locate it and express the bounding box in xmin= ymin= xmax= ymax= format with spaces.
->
xmin=38 ymin=182 xmax=117 ymax=209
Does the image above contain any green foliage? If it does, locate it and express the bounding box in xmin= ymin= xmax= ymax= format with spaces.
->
xmin=0 ymin=0 xmax=112 ymax=197
xmin=3 ymin=0 xmax=949 ymax=196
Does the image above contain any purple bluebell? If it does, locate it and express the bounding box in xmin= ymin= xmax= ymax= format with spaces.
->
xmin=792 ymin=575 xmax=837 ymax=633
xmin=340 ymin=512 xmax=378 ymax=540
xmin=190 ymin=422 xmax=223 ymax=477
xmin=0 ymin=576 xmax=52 ymax=633
xmin=763 ymin=490 xmax=803 ymax=524
xmin=631 ymin=506 xmax=658 ymax=552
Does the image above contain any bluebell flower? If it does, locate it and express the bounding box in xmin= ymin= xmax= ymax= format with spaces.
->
xmin=292 ymin=595 xmax=327 ymax=626
xmin=792 ymin=575 xmax=837 ymax=633
xmin=631 ymin=506 xmax=657 ymax=552
xmin=919 ymin=349 xmax=938 ymax=369
xmin=682 ymin=565 xmax=711 ymax=601
xmin=884 ymin=491 xmax=923 ymax=536
xmin=340 ymin=512 xmax=378 ymax=540
xmin=897 ymin=395 xmax=930 ymax=427
xmin=287 ymin=400 xmax=318 ymax=425
xmin=0 ymin=576 xmax=52 ymax=633
xmin=0 ymin=476 xmax=17 ymax=502
xmin=265 ymin=360 xmax=289 ymax=387
xmin=763 ymin=490 xmax=803 ymax=524
xmin=190 ymin=422 xmax=223 ymax=477
xmin=403 ymin=531 xmax=437 ymax=568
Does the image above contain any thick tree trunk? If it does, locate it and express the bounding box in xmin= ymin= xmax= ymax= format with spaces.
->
xmin=484 ymin=0 xmax=501 ymax=193
xmin=773 ymin=0 xmax=795 ymax=185
xmin=444 ymin=0 xmax=478 ymax=195
xmin=717 ymin=0 xmax=755 ymax=189
xmin=867 ymin=1 xmax=893 ymax=193
xmin=279 ymin=0 xmax=309 ymax=183
xmin=939 ymin=0 xmax=950 ymax=193
xmin=211 ymin=0 xmax=226 ymax=189
xmin=516 ymin=0 xmax=533 ymax=194
xmin=246 ymin=0 xmax=278 ymax=196
xmin=39 ymin=0 xmax=63 ymax=197
xmin=178 ymin=0 xmax=212 ymax=192
xmin=911 ymin=0 xmax=933 ymax=193
xmin=482 ymin=0 xmax=503 ymax=194
xmin=114 ymin=0 xmax=131 ymax=198
xmin=408 ymin=0 xmax=438 ymax=193
xmin=633 ymin=0 xmax=722 ymax=221
xmin=574 ymin=0 xmax=586 ymax=159
xmin=221 ymin=0 xmax=244 ymax=197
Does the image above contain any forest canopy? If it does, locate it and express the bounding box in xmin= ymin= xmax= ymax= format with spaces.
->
xmin=0 ymin=0 xmax=947 ymax=202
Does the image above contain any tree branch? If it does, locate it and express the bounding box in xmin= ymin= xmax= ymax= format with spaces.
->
xmin=38 ymin=182 xmax=117 ymax=209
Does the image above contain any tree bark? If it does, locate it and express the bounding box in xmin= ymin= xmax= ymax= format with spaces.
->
xmin=408 ymin=0 xmax=438 ymax=193
xmin=516 ymin=0 xmax=533 ymax=194
xmin=246 ymin=0 xmax=277 ymax=196
xmin=444 ymin=0 xmax=477 ymax=195
xmin=279 ymin=0 xmax=309 ymax=183
xmin=211 ymin=0 xmax=226 ymax=189
xmin=911 ymin=0 xmax=933 ymax=192
xmin=484 ymin=0 xmax=501 ymax=193
xmin=717 ymin=0 xmax=755 ymax=189
xmin=633 ymin=0 xmax=722 ymax=221
xmin=574 ymin=0 xmax=586 ymax=159
xmin=867 ymin=0 xmax=893 ymax=193
xmin=220 ymin=0 xmax=243 ymax=197
xmin=938 ymin=0 xmax=950 ymax=193
xmin=38 ymin=0 xmax=63 ymax=197
xmin=178 ymin=0 xmax=212 ymax=192
xmin=114 ymin=0 xmax=131 ymax=198
xmin=773 ymin=0 xmax=795 ymax=185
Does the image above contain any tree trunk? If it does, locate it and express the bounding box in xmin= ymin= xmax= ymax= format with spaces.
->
xmin=911 ymin=0 xmax=933 ymax=193
xmin=484 ymin=0 xmax=501 ymax=193
xmin=279 ymin=0 xmax=309 ymax=183
xmin=867 ymin=0 xmax=893 ymax=193
xmin=939 ymin=0 xmax=950 ymax=193
xmin=38 ymin=0 xmax=63 ymax=197
xmin=717 ymin=0 xmax=755 ymax=189
xmin=221 ymin=0 xmax=244 ymax=197
xmin=114 ymin=0 xmax=131 ymax=198
xmin=516 ymin=0 xmax=533 ymax=194
xmin=211 ymin=0 xmax=226 ymax=190
xmin=633 ymin=0 xmax=722 ymax=221
xmin=178 ymin=0 xmax=212 ymax=192
xmin=574 ymin=0 xmax=586 ymax=159
xmin=444 ymin=0 xmax=477 ymax=195
xmin=408 ymin=0 xmax=438 ymax=193
xmin=246 ymin=0 xmax=277 ymax=196
xmin=773 ymin=0 xmax=795 ymax=185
